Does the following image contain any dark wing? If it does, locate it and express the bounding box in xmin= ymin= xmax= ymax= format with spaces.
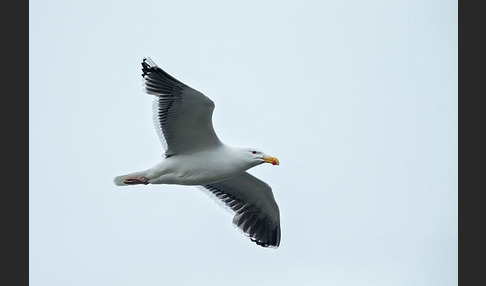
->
xmin=202 ymin=172 xmax=281 ymax=248
xmin=142 ymin=57 xmax=222 ymax=157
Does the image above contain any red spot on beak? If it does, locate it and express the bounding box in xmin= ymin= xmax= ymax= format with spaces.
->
xmin=272 ymin=161 xmax=277 ymax=165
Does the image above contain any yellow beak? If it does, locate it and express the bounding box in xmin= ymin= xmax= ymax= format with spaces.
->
xmin=263 ymin=155 xmax=280 ymax=166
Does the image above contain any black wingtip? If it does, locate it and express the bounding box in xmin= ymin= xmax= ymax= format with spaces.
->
xmin=140 ymin=57 xmax=188 ymax=87
xmin=251 ymin=225 xmax=281 ymax=248
xmin=141 ymin=57 xmax=157 ymax=78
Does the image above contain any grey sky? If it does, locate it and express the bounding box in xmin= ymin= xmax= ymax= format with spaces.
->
xmin=30 ymin=0 xmax=457 ymax=285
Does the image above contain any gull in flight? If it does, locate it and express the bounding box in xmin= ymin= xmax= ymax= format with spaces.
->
xmin=114 ymin=57 xmax=281 ymax=247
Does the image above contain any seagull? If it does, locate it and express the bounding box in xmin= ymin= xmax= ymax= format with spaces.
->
xmin=114 ymin=57 xmax=281 ymax=248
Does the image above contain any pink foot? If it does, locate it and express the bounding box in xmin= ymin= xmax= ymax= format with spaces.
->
xmin=124 ymin=176 xmax=150 ymax=185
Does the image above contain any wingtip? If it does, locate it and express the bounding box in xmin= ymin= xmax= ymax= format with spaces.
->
xmin=251 ymin=224 xmax=281 ymax=248
xmin=142 ymin=56 xmax=156 ymax=67
xmin=141 ymin=57 xmax=158 ymax=78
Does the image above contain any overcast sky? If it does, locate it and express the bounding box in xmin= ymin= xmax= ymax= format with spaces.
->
xmin=30 ymin=0 xmax=457 ymax=285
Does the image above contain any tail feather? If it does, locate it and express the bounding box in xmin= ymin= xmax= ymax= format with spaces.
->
xmin=113 ymin=171 xmax=147 ymax=186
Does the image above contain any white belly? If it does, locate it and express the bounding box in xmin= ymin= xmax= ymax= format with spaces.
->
xmin=146 ymin=150 xmax=248 ymax=185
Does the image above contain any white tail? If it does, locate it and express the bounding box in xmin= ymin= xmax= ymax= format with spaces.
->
xmin=113 ymin=171 xmax=147 ymax=186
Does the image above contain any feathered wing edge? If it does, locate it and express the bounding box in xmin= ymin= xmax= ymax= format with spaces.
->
xmin=142 ymin=57 xmax=221 ymax=157
xmin=143 ymin=57 xmax=184 ymax=155
xmin=152 ymin=98 xmax=168 ymax=152
xmin=141 ymin=57 xmax=188 ymax=94
xmin=199 ymin=173 xmax=281 ymax=248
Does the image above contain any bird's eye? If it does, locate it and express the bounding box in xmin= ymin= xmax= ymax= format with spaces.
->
xmin=252 ymin=151 xmax=257 ymax=154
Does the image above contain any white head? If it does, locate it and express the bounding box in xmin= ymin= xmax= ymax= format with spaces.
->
xmin=239 ymin=147 xmax=280 ymax=167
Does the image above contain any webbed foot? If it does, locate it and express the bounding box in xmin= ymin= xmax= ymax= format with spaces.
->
xmin=124 ymin=177 xmax=149 ymax=185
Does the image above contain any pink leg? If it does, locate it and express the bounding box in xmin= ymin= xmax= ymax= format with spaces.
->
xmin=124 ymin=176 xmax=150 ymax=185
